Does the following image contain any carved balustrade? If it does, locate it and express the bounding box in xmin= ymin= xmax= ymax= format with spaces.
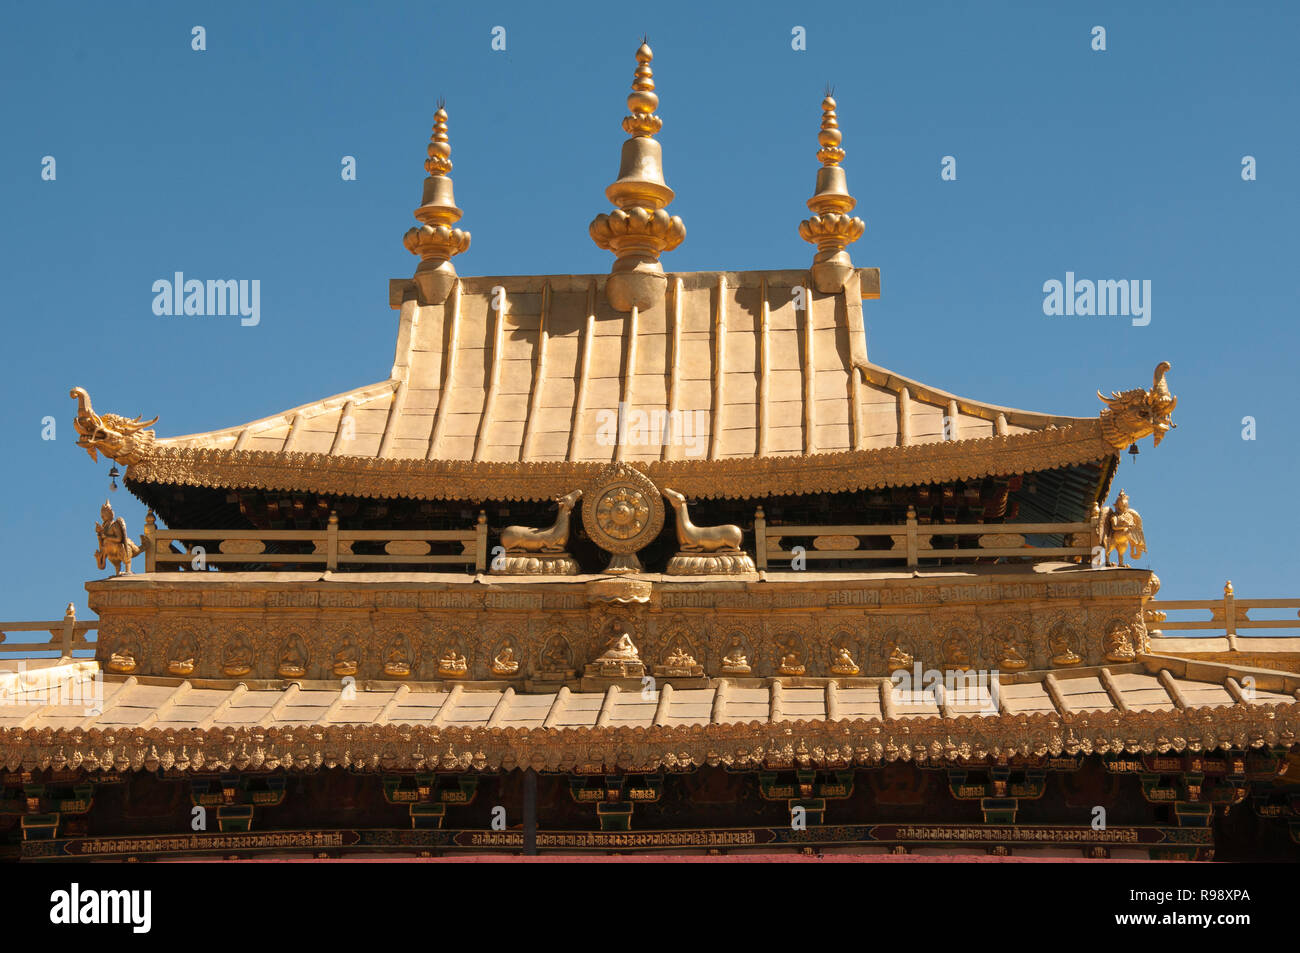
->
xmin=0 ymin=606 xmax=98 ymax=658
xmin=141 ymin=511 xmax=489 ymax=573
xmin=753 ymin=506 xmax=1098 ymax=570
xmin=1148 ymin=582 xmax=1300 ymax=650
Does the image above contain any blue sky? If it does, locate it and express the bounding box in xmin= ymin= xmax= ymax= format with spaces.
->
xmin=1 ymin=0 xmax=1297 ymax=623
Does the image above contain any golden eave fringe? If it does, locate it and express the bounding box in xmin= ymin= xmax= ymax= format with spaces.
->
xmin=4 ymin=699 xmax=1294 ymax=775
xmin=126 ymin=420 xmax=1115 ymax=503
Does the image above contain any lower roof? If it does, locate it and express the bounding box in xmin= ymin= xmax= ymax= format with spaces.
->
xmin=3 ymin=655 xmax=1295 ymax=774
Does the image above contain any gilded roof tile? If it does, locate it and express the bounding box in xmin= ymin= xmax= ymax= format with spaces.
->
xmin=123 ymin=269 xmax=1108 ymax=500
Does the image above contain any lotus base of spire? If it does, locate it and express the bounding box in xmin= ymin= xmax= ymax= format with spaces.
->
xmin=800 ymin=211 xmax=865 ymax=293
xmin=405 ymin=222 xmax=470 ymax=305
xmin=590 ymin=205 xmax=684 ymax=311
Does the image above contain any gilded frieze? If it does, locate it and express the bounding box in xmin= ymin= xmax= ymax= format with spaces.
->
xmin=87 ymin=565 xmax=1157 ymax=681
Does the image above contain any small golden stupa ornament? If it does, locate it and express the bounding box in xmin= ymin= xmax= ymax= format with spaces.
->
xmin=403 ymin=102 xmax=471 ymax=304
xmin=589 ymin=41 xmax=686 ymax=312
xmin=798 ymin=92 xmax=865 ymax=293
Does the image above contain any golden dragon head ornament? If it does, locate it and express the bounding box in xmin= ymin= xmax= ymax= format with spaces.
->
xmin=70 ymin=387 xmax=158 ymax=466
xmin=1097 ymin=361 xmax=1177 ymax=450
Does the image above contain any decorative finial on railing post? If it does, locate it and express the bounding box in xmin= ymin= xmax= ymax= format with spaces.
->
xmin=474 ymin=510 xmax=489 ymax=573
xmin=60 ymin=603 xmax=76 ymax=658
xmin=1223 ymin=580 xmax=1238 ymax=650
xmin=142 ymin=509 xmax=157 ymax=573
xmin=753 ymin=506 xmax=768 ymax=570
xmin=404 ymin=101 xmax=471 ymax=305
xmin=325 ymin=510 xmax=339 ymax=572
xmin=799 ymin=92 xmax=865 ymax=293
xmin=589 ymin=41 xmax=686 ymax=312
xmin=905 ymin=505 xmax=919 ymax=568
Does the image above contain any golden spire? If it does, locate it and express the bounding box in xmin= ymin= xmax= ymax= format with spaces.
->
xmin=622 ymin=40 xmax=663 ymax=139
xmin=424 ymin=104 xmax=453 ymax=176
xmin=798 ymin=92 xmax=865 ymax=293
xmin=590 ymin=41 xmax=686 ymax=312
xmin=403 ymin=102 xmax=470 ymax=304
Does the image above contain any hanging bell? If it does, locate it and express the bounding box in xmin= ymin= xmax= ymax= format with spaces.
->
xmin=1127 ymin=442 xmax=1139 ymax=461
xmin=108 ymin=465 xmax=120 ymax=491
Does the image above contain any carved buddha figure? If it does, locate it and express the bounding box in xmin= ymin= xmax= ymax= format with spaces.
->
xmin=1049 ymin=630 xmax=1082 ymax=667
xmin=720 ymin=636 xmax=751 ymax=675
xmin=942 ymin=636 xmax=973 ymax=673
xmin=886 ymin=641 xmax=913 ymax=674
xmin=665 ymin=645 xmax=695 ymax=667
xmin=167 ymin=632 xmax=197 ymax=676
xmin=587 ymin=627 xmax=644 ymax=678
xmin=830 ymin=645 xmax=860 ymax=676
xmin=107 ymin=641 xmax=138 ymax=674
xmin=491 ymin=646 xmax=520 ymax=676
xmin=1104 ymin=621 xmax=1136 ymax=662
xmin=997 ymin=637 xmax=1028 ymax=672
xmin=600 ymin=633 xmax=640 ymax=661
xmin=383 ymin=640 xmax=412 ymax=677
xmin=540 ymin=635 xmax=573 ymax=672
xmin=223 ymin=636 xmax=253 ymax=677
xmin=438 ymin=649 xmax=469 ymax=678
xmin=277 ymin=637 xmax=307 ymax=678
xmin=777 ymin=638 xmax=805 ymax=676
xmin=333 ymin=636 xmax=359 ymax=677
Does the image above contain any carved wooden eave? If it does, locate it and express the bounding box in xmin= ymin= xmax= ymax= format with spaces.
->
xmin=3 ymin=700 xmax=1295 ymax=776
xmin=3 ymin=657 xmax=1295 ymax=775
xmin=126 ymin=421 xmax=1112 ymax=503
xmin=115 ymin=269 xmax=1111 ymax=502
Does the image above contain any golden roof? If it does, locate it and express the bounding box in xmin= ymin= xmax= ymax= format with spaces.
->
xmin=128 ymin=268 xmax=1110 ymax=500
xmin=2 ymin=654 xmax=1295 ymax=773
xmin=75 ymin=43 xmax=1172 ymax=503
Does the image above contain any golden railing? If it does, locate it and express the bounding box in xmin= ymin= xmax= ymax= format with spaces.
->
xmin=753 ymin=505 xmax=1097 ymax=570
xmin=141 ymin=510 xmax=489 ymax=573
xmin=0 ymin=606 xmax=97 ymax=658
xmin=1148 ymin=582 xmax=1300 ymax=648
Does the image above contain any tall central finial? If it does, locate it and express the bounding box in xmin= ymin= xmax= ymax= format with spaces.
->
xmin=816 ymin=88 xmax=845 ymax=166
xmin=590 ymin=40 xmax=686 ymax=312
xmin=623 ymin=40 xmax=662 ymax=138
xmin=798 ymin=93 xmax=864 ymax=293
xmin=425 ymin=101 xmax=453 ymax=175
xmin=403 ymin=102 xmax=471 ymax=305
